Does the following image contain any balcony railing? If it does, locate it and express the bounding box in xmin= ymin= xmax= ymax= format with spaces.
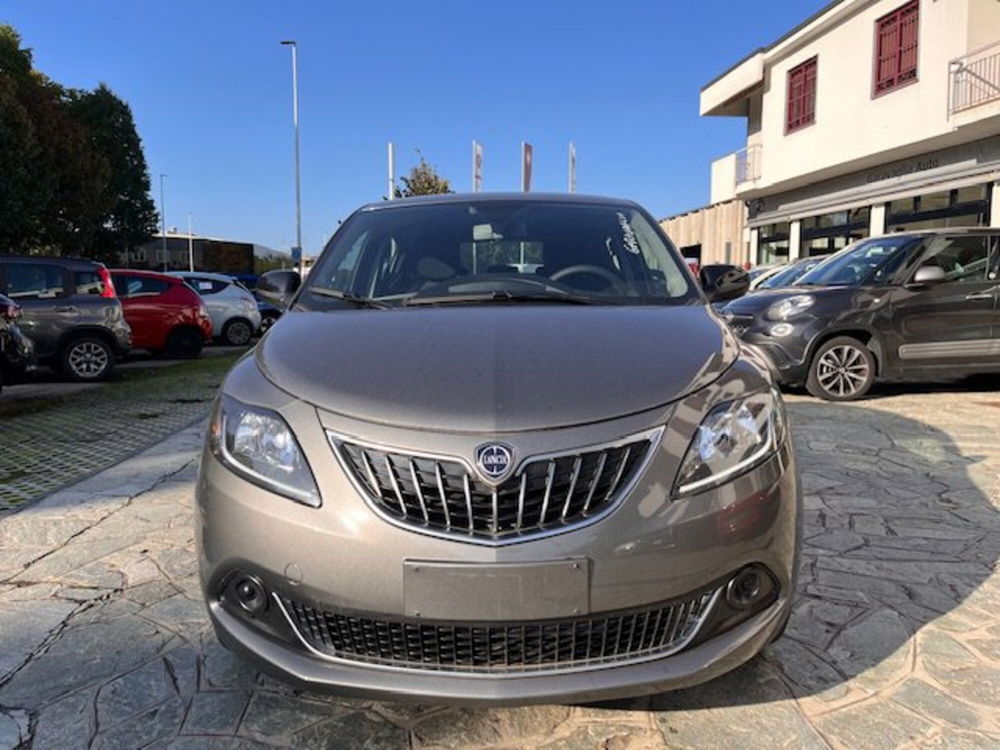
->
xmin=949 ymin=41 xmax=1000 ymax=115
xmin=734 ymin=144 xmax=762 ymax=187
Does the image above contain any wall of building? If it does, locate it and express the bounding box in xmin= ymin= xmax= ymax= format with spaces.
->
xmin=660 ymin=200 xmax=748 ymax=266
xmin=752 ymin=0 xmax=973 ymax=193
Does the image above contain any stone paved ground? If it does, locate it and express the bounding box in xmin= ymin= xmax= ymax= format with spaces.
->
xmin=0 ymin=386 xmax=998 ymax=749
xmin=0 ymin=352 xmax=241 ymax=512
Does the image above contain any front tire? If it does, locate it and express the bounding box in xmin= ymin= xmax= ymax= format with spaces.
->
xmin=61 ymin=336 xmax=114 ymax=382
xmin=806 ymin=336 xmax=875 ymax=401
xmin=165 ymin=327 xmax=204 ymax=359
xmin=221 ymin=318 xmax=253 ymax=347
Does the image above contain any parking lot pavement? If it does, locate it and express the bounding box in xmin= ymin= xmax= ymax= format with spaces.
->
xmin=0 ymin=387 xmax=998 ymax=749
xmin=0 ymin=351 xmax=243 ymax=513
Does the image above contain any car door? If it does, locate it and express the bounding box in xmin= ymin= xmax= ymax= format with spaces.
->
xmin=112 ymin=274 xmax=171 ymax=350
xmin=0 ymin=261 xmax=72 ymax=359
xmin=890 ymin=233 xmax=999 ymax=369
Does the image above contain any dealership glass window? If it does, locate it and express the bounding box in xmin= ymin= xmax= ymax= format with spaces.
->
xmin=800 ymin=206 xmax=870 ymax=256
xmin=886 ymin=185 xmax=990 ymax=232
xmin=757 ymin=222 xmax=790 ymax=264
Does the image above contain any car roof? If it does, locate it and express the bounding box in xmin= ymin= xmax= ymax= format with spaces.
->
xmin=870 ymin=226 xmax=995 ymax=239
xmin=172 ymin=271 xmax=234 ymax=282
xmin=359 ymin=191 xmax=642 ymax=212
xmin=0 ymin=254 xmax=102 ymax=270
xmin=108 ymin=268 xmax=182 ymax=282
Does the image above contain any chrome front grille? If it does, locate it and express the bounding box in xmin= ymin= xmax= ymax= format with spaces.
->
xmin=280 ymin=588 xmax=718 ymax=674
xmin=329 ymin=429 xmax=662 ymax=543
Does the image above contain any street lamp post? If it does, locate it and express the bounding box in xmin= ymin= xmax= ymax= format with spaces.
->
xmin=159 ymin=173 xmax=167 ymax=271
xmin=280 ymin=40 xmax=304 ymax=277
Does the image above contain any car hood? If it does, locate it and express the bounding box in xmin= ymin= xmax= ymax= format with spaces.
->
xmin=724 ymin=285 xmax=851 ymax=316
xmin=256 ymin=305 xmax=738 ymax=433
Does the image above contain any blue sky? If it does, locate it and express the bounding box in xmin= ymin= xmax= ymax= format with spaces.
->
xmin=4 ymin=0 xmax=825 ymax=255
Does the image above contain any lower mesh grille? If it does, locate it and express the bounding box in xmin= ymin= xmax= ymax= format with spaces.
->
xmin=280 ymin=589 xmax=718 ymax=674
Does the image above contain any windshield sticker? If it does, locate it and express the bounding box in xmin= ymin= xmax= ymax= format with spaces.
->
xmin=617 ymin=212 xmax=641 ymax=255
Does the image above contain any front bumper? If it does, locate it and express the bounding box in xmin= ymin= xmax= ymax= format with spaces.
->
xmin=728 ymin=318 xmax=821 ymax=385
xmin=208 ymin=592 xmax=790 ymax=705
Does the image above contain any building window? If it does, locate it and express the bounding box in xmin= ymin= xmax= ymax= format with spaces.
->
xmin=786 ymin=57 xmax=817 ymax=133
xmin=801 ymin=207 xmax=871 ymax=256
xmin=885 ymin=184 xmax=990 ymax=232
xmin=757 ymin=222 xmax=791 ymax=264
xmin=873 ymin=0 xmax=919 ymax=96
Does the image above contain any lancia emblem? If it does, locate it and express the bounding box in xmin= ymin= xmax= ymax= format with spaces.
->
xmin=475 ymin=443 xmax=514 ymax=483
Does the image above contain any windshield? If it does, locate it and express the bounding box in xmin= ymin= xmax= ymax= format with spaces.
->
xmin=300 ymin=200 xmax=697 ymax=308
xmin=795 ymin=237 xmax=919 ymax=287
xmin=758 ymin=257 xmax=825 ymax=289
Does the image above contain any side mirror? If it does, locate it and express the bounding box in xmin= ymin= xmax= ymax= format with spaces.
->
xmin=910 ymin=264 xmax=946 ymax=286
xmin=700 ymin=264 xmax=751 ymax=302
xmin=256 ymin=269 xmax=301 ymax=310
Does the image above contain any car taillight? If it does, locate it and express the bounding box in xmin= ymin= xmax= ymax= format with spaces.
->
xmin=1 ymin=303 xmax=21 ymax=322
xmin=97 ymin=265 xmax=117 ymax=298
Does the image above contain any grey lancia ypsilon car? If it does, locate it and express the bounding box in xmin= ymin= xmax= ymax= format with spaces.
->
xmin=196 ymin=193 xmax=801 ymax=704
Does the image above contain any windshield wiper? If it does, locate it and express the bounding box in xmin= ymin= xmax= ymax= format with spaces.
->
xmin=404 ymin=290 xmax=608 ymax=307
xmin=308 ymin=287 xmax=389 ymax=309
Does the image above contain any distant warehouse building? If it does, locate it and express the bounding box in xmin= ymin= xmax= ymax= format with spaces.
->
xmin=123 ymin=232 xmax=290 ymax=275
xmin=660 ymin=200 xmax=748 ymax=267
xmin=701 ymin=0 xmax=1000 ymax=265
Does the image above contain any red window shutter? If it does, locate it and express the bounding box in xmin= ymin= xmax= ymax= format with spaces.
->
xmin=786 ymin=57 xmax=817 ymax=132
xmin=874 ymin=1 xmax=919 ymax=95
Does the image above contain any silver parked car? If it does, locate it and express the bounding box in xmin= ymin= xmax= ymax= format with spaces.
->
xmin=174 ymin=271 xmax=262 ymax=346
xmin=197 ymin=193 xmax=801 ymax=705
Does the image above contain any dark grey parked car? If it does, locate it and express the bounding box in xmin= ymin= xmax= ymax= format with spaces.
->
xmin=197 ymin=193 xmax=801 ymax=705
xmin=0 ymin=256 xmax=131 ymax=381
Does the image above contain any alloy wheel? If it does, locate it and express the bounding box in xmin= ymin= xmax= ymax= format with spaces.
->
xmin=226 ymin=320 xmax=252 ymax=346
xmin=67 ymin=341 xmax=110 ymax=379
xmin=816 ymin=344 xmax=870 ymax=398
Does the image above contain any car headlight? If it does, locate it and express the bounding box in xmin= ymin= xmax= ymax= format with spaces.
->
xmin=767 ymin=294 xmax=814 ymax=320
xmin=209 ymin=395 xmax=320 ymax=506
xmin=674 ymin=391 xmax=781 ymax=496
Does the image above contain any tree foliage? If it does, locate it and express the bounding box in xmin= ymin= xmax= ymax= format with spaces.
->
xmin=394 ymin=154 xmax=452 ymax=197
xmin=0 ymin=25 xmax=157 ymax=260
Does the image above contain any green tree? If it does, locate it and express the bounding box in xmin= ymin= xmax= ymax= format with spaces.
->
xmin=0 ymin=25 xmax=155 ymax=259
xmin=68 ymin=84 xmax=157 ymax=262
xmin=394 ymin=154 xmax=452 ymax=197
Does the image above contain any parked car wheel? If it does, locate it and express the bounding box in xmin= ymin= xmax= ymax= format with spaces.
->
xmin=806 ymin=336 xmax=875 ymax=401
xmin=259 ymin=311 xmax=280 ymax=333
xmin=61 ymin=336 xmax=114 ymax=381
xmin=221 ymin=318 xmax=254 ymax=346
xmin=165 ymin=327 xmax=204 ymax=359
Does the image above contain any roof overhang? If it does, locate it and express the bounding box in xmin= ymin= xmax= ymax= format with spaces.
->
xmin=700 ymin=52 xmax=765 ymax=117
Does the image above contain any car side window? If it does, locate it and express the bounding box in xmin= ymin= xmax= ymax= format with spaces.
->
xmin=74 ymin=270 xmax=107 ymax=296
xmin=186 ymin=278 xmax=227 ymax=295
xmin=113 ymin=275 xmax=170 ymax=297
xmin=5 ymin=263 xmax=65 ymax=299
xmin=918 ymin=236 xmax=990 ymax=284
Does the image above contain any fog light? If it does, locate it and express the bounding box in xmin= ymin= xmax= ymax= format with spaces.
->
xmin=726 ymin=567 xmax=763 ymax=609
xmin=768 ymin=323 xmax=794 ymax=337
xmin=233 ymin=575 xmax=268 ymax=617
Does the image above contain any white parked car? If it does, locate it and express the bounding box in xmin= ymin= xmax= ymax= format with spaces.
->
xmin=173 ymin=272 xmax=262 ymax=346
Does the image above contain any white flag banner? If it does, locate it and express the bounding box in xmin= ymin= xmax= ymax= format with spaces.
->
xmin=521 ymin=142 xmax=533 ymax=192
xmin=568 ymin=142 xmax=576 ymax=193
xmin=473 ymin=140 xmax=483 ymax=192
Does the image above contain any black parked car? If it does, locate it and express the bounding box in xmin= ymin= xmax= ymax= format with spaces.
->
xmin=722 ymin=228 xmax=1000 ymax=401
xmin=0 ymin=293 xmax=36 ymax=395
xmin=0 ymin=256 xmax=131 ymax=381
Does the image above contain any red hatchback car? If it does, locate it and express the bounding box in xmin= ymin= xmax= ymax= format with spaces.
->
xmin=110 ymin=269 xmax=213 ymax=358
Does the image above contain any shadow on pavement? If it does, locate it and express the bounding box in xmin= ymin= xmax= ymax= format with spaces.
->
xmin=589 ymin=400 xmax=1000 ymax=742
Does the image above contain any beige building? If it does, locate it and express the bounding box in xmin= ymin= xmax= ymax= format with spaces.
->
xmin=699 ymin=0 xmax=1000 ymax=265
xmin=659 ymin=200 xmax=748 ymax=266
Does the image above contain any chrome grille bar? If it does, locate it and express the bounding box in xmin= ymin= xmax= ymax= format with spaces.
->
xmin=515 ymin=472 xmax=527 ymax=532
xmin=462 ymin=474 xmax=474 ymax=533
xmin=581 ymin=452 xmax=607 ymax=516
xmin=538 ymin=460 xmax=556 ymax=527
xmin=434 ymin=462 xmax=451 ymax=530
xmin=409 ymin=459 xmax=429 ymax=523
xmin=561 ymin=456 xmax=582 ymax=521
xmin=384 ymin=455 xmax=407 ymax=515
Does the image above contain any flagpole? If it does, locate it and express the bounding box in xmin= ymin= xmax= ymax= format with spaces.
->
xmin=387 ymin=142 xmax=395 ymax=200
